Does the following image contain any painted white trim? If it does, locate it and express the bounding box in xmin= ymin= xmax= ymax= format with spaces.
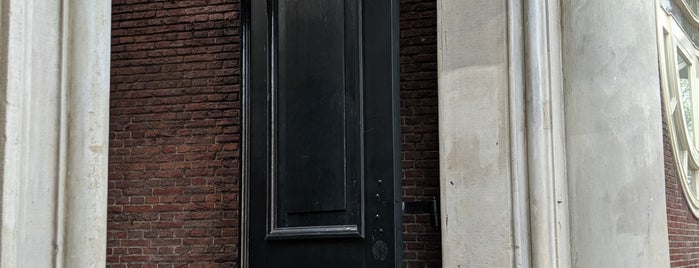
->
xmin=658 ymin=3 xmax=699 ymax=218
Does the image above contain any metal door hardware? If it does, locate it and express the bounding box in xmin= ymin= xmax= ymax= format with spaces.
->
xmin=402 ymin=197 xmax=440 ymax=231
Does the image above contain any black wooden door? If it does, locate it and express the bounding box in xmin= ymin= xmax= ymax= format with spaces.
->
xmin=241 ymin=0 xmax=401 ymax=267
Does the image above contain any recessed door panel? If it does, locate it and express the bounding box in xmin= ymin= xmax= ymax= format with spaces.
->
xmin=275 ymin=0 xmax=362 ymax=234
xmin=243 ymin=0 xmax=401 ymax=266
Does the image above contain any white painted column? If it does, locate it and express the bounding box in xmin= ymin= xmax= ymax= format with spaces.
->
xmin=437 ymin=1 xmax=515 ymax=267
xmin=561 ymin=0 xmax=670 ymax=267
xmin=0 ymin=0 xmax=111 ymax=267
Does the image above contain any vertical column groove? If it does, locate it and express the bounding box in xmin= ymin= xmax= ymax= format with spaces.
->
xmin=507 ymin=0 xmax=531 ymax=266
xmin=523 ymin=0 xmax=571 ymax=267
xmin=53 ymin=0 xmax=69 ymax=266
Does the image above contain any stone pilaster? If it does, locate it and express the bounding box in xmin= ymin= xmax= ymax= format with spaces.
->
xmin=437 ymin=1 xmax=515 ymax=266
xmin=561 ymin=0 xmax=670 ymax=266
xmin=0 ymin=0 xmax=111 ymax=266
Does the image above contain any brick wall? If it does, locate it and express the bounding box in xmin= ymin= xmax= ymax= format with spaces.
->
xmin=665 ymin=111 xmax=699 ymax=267
xmin=108 ymin=0 xmax=240 ymax=267
xmin=108 ymin=0 xmax=441 ymax=267
xmin=399 ymin=0 xmax=441 ymax=267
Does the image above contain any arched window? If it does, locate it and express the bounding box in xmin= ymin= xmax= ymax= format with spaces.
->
xmin=659 ymin=0 xmax=699 ymax=216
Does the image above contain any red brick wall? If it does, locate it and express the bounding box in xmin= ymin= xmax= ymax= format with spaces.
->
xmin=665 ymin=111 xmax=699 ymax=267
xmin=399 ymin=0 xmax=441 ymax=267
xmin=108 ymin=0 xmax=240 ymax=267
xmin=108 ymin=0 xmax=441 ymax=267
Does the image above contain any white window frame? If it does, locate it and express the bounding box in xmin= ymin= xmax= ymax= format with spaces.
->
xmin=658 ymin=2 xmax=699 ymax=217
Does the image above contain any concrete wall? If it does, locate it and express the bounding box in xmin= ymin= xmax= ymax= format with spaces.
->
xmin=437 ymin=1 xmax=514 ymax=267
xmin=0 ymin=0 xmax=111 ymax=266
xmin=437 ymin=0 xmax=672 ymax=267
xmin=561 ymin=0 xmax=670 ymax=267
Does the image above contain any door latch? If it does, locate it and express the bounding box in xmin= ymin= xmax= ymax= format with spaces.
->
xmin=402 ymin=197 xmax=440 ymax=231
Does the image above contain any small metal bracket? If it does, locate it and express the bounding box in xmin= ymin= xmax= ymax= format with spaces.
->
xmin=402 ymin=197 xmax=440 ymax=231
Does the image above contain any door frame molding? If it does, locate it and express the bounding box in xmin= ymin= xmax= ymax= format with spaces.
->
xmin=240 ymin=0 xmax=251 ymax=266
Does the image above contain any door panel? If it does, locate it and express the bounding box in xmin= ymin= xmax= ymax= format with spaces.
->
xmin=275 ymin=0 xmax=361 ymax=234
xmin=242 ymin=0 xmax=400 ymax=266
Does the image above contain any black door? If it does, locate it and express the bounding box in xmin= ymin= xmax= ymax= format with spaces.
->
xmin=241 ymin=0 xmax=401 ymax=267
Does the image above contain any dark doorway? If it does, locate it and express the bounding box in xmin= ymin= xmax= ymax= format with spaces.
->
xmin=241 ymin=0 xmax=401 ymax=267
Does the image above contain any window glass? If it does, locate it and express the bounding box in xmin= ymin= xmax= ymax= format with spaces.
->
xmin=679 ymin=52 xmax=694 ymax=139
xmin=663 ymin=0 xmax=699 ymax=46
xmin=661 ymin=0 xmax=673 ymax=12
xmin=689 ymin=169 xmax=696 ymax=196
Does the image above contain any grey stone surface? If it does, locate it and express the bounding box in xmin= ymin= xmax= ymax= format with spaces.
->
xmin=437 ymin=1 xmax=514 ymax=267
xmin=561 ymin=0 xmax=671 ymax=267
xmin=0 ymin=0 xmax=111 ymax=266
